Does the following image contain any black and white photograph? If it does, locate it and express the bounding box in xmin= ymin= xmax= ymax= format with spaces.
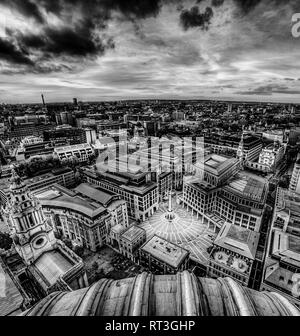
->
xmin=0 ymin=0 xmax=300 ymax=323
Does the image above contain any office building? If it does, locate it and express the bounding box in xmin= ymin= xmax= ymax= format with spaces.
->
xmin=261 ymin=188 xmax=300 ymax=307
xmin=35 ymin=183 xmax=129 ymax=252
xmin=82 ymin=167 xmax=159 ymax=221
xmin=54 ymin=143 xmax=94 ymax=163
xmin=0 ymin=167 xmax=75 ymax=207
xmin=208 ymin=223 xmax=260 ymax=287
xmin=119 ymin=225 xmax=147 ymax=262
xmin=43 ymin=126 xmax=86 ymax=147
xmin=258 ymin=143 xmax=285 ymax=171
xmin=289 ymin=154 xmax=300 ymax=194
xmin=182 ymin=155 xmax=268 ymax=233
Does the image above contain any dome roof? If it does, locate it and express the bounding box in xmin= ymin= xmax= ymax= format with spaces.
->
xmin=22 ymin=271 xmax=300 ymax=316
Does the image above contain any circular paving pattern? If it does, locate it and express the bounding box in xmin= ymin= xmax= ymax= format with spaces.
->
xmin=139 ymin=196 xmax=217 ymax=265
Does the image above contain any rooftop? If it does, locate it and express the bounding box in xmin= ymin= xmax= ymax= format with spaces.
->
xmin=0 ymin=262 xmax=24 ymax=316
xmin=35 ymin=186 xmax=107 ymax=218
xmin=74 ymin=183 xmax=115 ymax=207
xmin=214 ymin=223 xmax=260 ymax=260
xmin=225 ymin=171 xmax=267 ymax=202
xmin=195 ymin=154 xmax=238 ymax=176
xmin=33 ymin=250 xmax=74 ymax=286
xmin=270 ymin=230 xmax=300 ymax=267
xmin=141 ymin=235 xmax=189 ymax=268
xmin=264 ymin=263 xmax=296 ymax=296
xmin=121 ymin=225 xmax=145 ymax=242
xmin=276 ymin=188 xmax=300 ymax=215
xmin=54 ymin=143 xmax=92 ymax=153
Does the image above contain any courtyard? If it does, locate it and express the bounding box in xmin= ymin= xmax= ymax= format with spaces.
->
xmin=139 ymin=195 xmax=217 ymax=266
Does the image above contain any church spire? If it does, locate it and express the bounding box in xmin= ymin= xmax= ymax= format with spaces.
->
xmin=3 ymin=167 xmax=56 ymax=264
xmin=10 ymin=166 xmax=22 ymax=189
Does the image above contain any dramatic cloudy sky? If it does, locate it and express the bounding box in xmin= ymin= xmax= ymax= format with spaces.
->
xmin=0 ymin=0 xmax=300 ymax=103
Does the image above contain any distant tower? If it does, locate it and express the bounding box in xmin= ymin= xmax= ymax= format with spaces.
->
xmin=73 ymin=98 xmax=78 ymax=106
xmin=3 ymin=168 xmax=56 ymax=264
xmin=237 ymin=127 xmax=245 ymax=169
xmin=41 ymin=94 xmax=45 ymax=107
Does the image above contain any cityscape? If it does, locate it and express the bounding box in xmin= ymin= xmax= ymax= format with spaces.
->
xmin=1 ymin=0 xmax=300 ymax=320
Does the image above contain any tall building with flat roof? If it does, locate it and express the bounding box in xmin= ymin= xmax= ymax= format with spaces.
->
xmin=82 ymin=167 xmax=159 ymax=221
xmin=182 ymin=155 xmax=268 ymax=234
xmin=204 ymin=134 xmax=262 ymax=161
xmin=192 ymin=154 xmax=239 ymax=186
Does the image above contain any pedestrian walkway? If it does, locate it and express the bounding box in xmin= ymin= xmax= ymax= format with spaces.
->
xmin=139 ymin=197 xmax=216 ymax=266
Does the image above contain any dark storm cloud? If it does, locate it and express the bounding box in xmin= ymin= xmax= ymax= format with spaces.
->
xmin=0 ymin=0 xmax=165 ymax=73
xmin=180 ymin=6 xmax=214 ymax=30
xmin=0 ymin=37 xmax=33 ymax=65
xmin=16 ymin=21 xmax=114 ymax=57
xmin=0 ymin=0 xmax=45 ymax=23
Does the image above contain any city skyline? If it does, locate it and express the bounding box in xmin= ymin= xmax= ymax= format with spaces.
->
xmin=1 ymin=0 xmax=300 ymax=104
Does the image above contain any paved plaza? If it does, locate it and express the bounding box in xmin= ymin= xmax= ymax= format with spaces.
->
xmin=139 ymin=196 xmax=217 ymax=266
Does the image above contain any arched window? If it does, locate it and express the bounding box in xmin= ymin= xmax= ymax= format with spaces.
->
xmin=17 ymin=218 xmax=24 ymax=231
xmin=28 ymin=213 xmax=35 ymax=227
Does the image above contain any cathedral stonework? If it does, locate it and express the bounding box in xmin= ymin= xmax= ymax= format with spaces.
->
xmin=4 ymin=169 xmax=57 ymax=264
xmin=2 ymin=169 xmax=88 ymax=296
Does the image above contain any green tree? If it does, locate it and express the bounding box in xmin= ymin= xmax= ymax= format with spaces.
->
xmin=0 ymin=232 xmax=13 ymax=251
xmin=74 ymin=245 xmax=84 ymax=258
xmin=63 ymin=238 xmax=73 ymax=250
xmin=92 ymin=261 xmax=98 ymax=272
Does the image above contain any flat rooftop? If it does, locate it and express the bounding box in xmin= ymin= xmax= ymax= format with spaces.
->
xmin=195 ymin=154 xmax=238 ymax=175
xmin=226 ymin=171 xmax=267 ymax=202
xmin=205 ymin=154 xmax=227 ymax=168
xmin=54 ymin=143 xmax=92 ymax=152
xmin=34 ymin=250 xmax=74 ymax=286
xmin=121 ymin=225 xmax=145 ymax=242
xmin=141 ymin=235 xmax=189 ymax=268
xmin=74 ymin=183 xmax=115 ymax=207
xmin=271 ymin=230 xmax=300 ymax=266
xmin=276 ymin=188 xmax=300 ymax=215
